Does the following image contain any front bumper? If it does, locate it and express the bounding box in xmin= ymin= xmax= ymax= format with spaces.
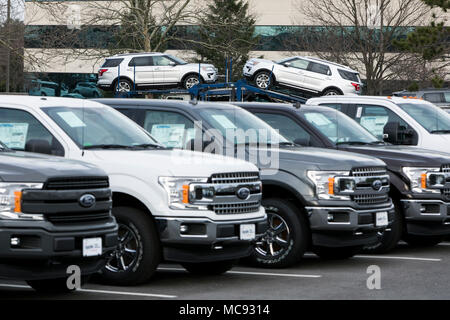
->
xmin=155 ymin=216 xmax=268 ymax=263
xmin=305 ymin=204 xmax=395 ymax=247
xmin=0 ymin=219 xmax=118 ymax=280
xmin=401 ymin=199 xmax=450 ymax=236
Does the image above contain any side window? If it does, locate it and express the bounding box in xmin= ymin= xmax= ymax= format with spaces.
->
xmin=0 ymin=108 xmax=64 ymax=156
xmin=144 ymin=110 xmax=198 ymax=149
xmin=253 ymin=112 xmax=314 ymax=146
xmin=308 ymin=62 xmax=331 ymax=75
xmin=288 ymin=58 xmax=309 ymax=70
xmin=423 ymin=93 xmax=444 ymax=103
xmin=356 ymin=104 xmax=411 ymax=139
xmin=153 ymin=56 xmax=174 ymax=66
xmin=128 ymin=56 xmax=153 ymax=67
xmin=445 ymin=92 xmax=450 ymax=103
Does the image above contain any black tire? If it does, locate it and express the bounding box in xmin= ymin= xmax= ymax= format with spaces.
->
xmin=182 ymin=260 xmax=236 ymax=275
xmin=313 ymin=246 xmax=361 ymax=260
xmin=403 ymin=234 xmax=444 ymax=247
xmin=182 ymin=74 xmax=202 ymax=89
xmin=322 ymin=88 xmax=342 ymax=96
xmin=363 ymin=203 xmax=403 ymax=253
xmin=27 ymin=276 xmax=89 ymax=293
xmin=248 ymin=198 xmax=309 ymax=268
xmin=100 ymin=206 xmax=161 ymax=286
xmin=115 ymin=78 xmax=133 ymax=93
xmin=253 ymin=71 xmax=274 ymax=90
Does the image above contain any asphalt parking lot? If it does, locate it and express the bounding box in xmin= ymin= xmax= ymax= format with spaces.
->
xmin=1 ymin=242 xmax=449 ymax=300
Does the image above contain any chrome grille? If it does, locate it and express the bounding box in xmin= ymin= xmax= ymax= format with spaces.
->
xmin=353 ymin=194 xmax=389 ymax=205
xmin=351 ymin=167 xmax=387 ymax=177
xmin=444 ymin=189 xmax=450 ymax=199
xmin=210 ymin=172 xmax=260 ymax=184
xmin=212 ymin=202 xmax=260 ymax=215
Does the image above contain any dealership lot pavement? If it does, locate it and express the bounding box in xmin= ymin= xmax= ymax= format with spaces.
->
xmin=1 ymin=242 xmax=449 ymax=300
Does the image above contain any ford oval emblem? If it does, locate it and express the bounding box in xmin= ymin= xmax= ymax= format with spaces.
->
xmin=372 ymin=180 xmax=383 ymax=191
xmin=236 ymin=187 xmax=251 ymax=200
xmin=79 ymin=194 xmax=96 ymax=208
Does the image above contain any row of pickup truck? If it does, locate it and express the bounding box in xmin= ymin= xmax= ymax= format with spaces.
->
xmin=0 ymin=94 xmax=449 ymax=292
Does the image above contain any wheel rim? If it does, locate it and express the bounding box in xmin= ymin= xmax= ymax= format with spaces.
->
xmin=118 ymin=81 xmax=131 ymax=92
xmin=325 ymin=91 xmax=338 ymax=96
xmin=255 ymin=74 xmax=270 ymax=89
xmin=255 ymin=210 xmax=291 ymax=258
xmin=185 ymin=77 xmax=200 ymax=89
xmin=105 ymin=223 xmax=139 ymax=273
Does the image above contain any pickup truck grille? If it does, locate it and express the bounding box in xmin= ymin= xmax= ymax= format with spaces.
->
xmin=443 ymin=189 xmax=450 ymax=199
xmin=22 ymin=177 xmax=112 ymax=224
xmin=44 ymin=177 xmax=109 ymax=190
xmin=351 ymin=167 xmax=387 ymax=177
xmin=353 ymin=194 xmax=390 ymax=205
xmin=198 ymin=172 xmax=262 ymax=215
xmin=211 ymin=202 xmax=260 ymax=215
xmin=210 ymin=172 xmax=260 ymax=184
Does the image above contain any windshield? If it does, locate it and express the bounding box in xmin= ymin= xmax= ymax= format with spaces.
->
xmin=301 ymin=109 xmax=380 ymax=145
xmin=167 ymin=55 xmax=188 ymax=65
xmin=398 ymin=103 xmax=450 ymax=134
xmin=198 ymin=108 xmax=290 ymax=145
xmin=42 ymin=105 xmax=161 ymax=149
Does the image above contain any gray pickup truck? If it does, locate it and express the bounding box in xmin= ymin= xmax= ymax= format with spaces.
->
xmin=0 ymin=142 xmax=118 ymax=292
xmin=97 ymin=99 xmax=395 ymax=268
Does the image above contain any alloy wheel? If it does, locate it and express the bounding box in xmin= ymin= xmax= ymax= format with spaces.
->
xmin=118 ymin=81 xmax=131 ymax=92
xmin=255 ymin=210 xmax=291 ymax=257
xmin=255 ymin=74 xmax=270 ymax=89
xmin=185 ymin=77 xmax=200 ymax=89
xmin=105 ymin=223 xmax=140 ymax=273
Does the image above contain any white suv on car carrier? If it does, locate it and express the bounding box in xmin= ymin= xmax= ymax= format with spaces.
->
xmin=243 ymin=56 xmax=363 ymax=96
xmin=97 ymin=52 xmax=218 ymax=92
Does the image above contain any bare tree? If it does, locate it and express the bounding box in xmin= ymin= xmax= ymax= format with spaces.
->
xmin=292 ymin=0 xmax=437 ymax=94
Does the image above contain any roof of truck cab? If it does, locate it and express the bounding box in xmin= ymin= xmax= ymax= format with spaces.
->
xmin=308 ymin=95 xmax=433 ymax=105
xmin=94 ymin=98 xmax=242 ymax=111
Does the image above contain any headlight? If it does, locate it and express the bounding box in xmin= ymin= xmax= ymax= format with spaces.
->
xmin=402 ymin=167 xmax=443 ymax=193
xmin=158 ymin=177 xmax=209 ymax=210
xmin=0 ymin=183 xmax=44 ymax=220
xmin=307 ymin=171 xmax=352 ymax=200
xmin=201 ymin=67 xmax=215 ymax=72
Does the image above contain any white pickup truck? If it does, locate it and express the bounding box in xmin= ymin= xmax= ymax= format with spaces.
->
xmin=0 ymin=96 xmax=267 ymax=285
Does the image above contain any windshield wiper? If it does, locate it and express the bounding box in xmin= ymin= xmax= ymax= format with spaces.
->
xmin=336 ymin=141 xmax=371 ymax=146
xmin=131 ymin=143 xmax=165 ymax=149
xmin=430 ymin=130 xmax=450 ymax=134
xmin=83 ymin=144 xmax=135 ymax=150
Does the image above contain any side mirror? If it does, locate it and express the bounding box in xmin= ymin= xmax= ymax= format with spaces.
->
xmin=169 ymin=61 xmax=176 ymax=67
xmin=383 ymin=122 xmax=413 ymax=144
xmin=25 ymin=139 xmax=52 ymax=155
xmin=283 ymin=62 xmax=291 ymax=67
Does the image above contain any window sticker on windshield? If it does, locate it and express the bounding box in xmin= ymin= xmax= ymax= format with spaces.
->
xmin=0 ymin=123 xmax=29 ymax=149
xmin=360 ymin=116 xmax=388 ymax=137
xmin=211 ymin=115 xmax=237 ymax=129
xmin=57 ymin=111 xmax=87 ymax=128
xmin=151 ymin=124 xmax=185 ymax=148
xmin=356 ymin=107 xmax=363 ymax=118
xmin=304 ymin=113 xmax=332 ymax=126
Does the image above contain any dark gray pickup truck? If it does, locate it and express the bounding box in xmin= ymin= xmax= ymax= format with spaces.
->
xmin=0 ymin=143 xmax=118 ymax=292
xmin=96 ymin=99 xmax=395 ymax=268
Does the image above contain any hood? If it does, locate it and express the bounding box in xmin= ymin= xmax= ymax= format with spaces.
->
xmin=88 ymin=149 xmax=258 ymax=178
xmin=340 ymin=145 xmax=450 ymax=170
xmin=0 ymin=151 xmax=105 ymax=183
xmin=247 ymin=146 xmax=386 ymax=171
xmin=187 ymin=63 xmax=215 ymax=69
xmin=250 ymin=58 xmax=273 ymax=64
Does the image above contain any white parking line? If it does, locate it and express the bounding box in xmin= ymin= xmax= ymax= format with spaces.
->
xmin=157 ymin=267 xmax=322 ymax=278
xmin=354 ymin=255 xmax=442 ymax=262
xmin=304 ymin=252 xmax=442 ymax=262
xmin=0 ymin=283 xmax=177 ymax=299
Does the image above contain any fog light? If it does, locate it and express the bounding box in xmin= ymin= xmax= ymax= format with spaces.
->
xmin=327 ymin=213 xmax=334 ymax=222
xmin=180 ymin=225 xmax=189 ymax=234
xmin=11 ymin=237 xmax=20 ymax=247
